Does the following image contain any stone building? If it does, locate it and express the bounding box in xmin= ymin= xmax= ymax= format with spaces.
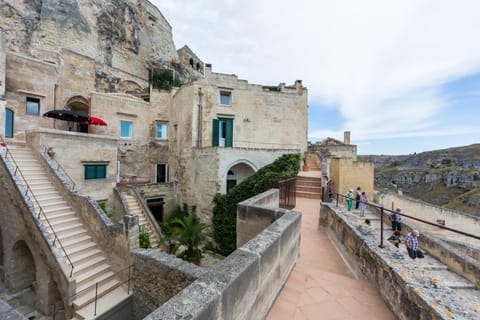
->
xmin=0 ymin=1 xmax=307 ymax=318
xmin=308 ymin=131 xmax=374 ymax=198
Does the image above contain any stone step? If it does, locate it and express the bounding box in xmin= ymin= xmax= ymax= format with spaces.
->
xmin=74 ymin=278 xmax=121 ymax=309
xmin=76 ymin=265 xmax=113 ymax=289
xmin=42 ymin=215 xmax=80 ymax=229
xmin=296 ymin=191 xmax=321 ymax=200
xmin=70 ymin=249 xmax=103 ymax=266
xmin=74 ymin=285 xmax=129 ymax=319
xmin=35 ymin=199 xmax=68 ymax=209
xmin=426 ymin=269 xmax=476 ymax=289
xmin=65 ymin=241 xmax=98 ymax=258
xmin=74 ymin=255 xmax=108 ymax=278
xmin=62 ymin=234 xmax=94 ymax=250
xmin=53 ymin=222 xmax=85 ymax=236
xmin=296 ymin=185 xmax=322 ymax=193
xmin=43 ymin=210 xmax=76 ymax=222
xmin=57 ymin=228 xmax=89 ymax=243
xmin=41 ymin=206 xmax=74 ymax=216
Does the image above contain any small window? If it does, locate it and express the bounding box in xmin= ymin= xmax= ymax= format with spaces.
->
xmin=220 ymin=91 xmax=232 ymax=106
xmin=156 ymin=123 xmax=168 ymax=140
xmin=84 ymin=164 xmax=107 ymax=180
xmin=120 ymin=121 xmax=132 ymax=139
xmin=26 ymin=97 xmax=40 ymax=116
xmin=156 ymin=164 xmax=168 ymax=183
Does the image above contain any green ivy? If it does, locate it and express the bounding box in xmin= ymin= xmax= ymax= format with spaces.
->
xmin=212 ymin=153 xmax=300 ymax=255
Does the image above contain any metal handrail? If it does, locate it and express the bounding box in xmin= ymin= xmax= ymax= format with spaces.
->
xmin=70 ymin=264 xmax=133 ymax=316
xmin=332 ymin=192 xmax=480 ymax=244
xmin=43 ymin=144 xmax=76 ymax=191
xmin=0 ymin=138 xmax=75 ymax=276
xmin=129 ymin=186 xmax=163 ymax=242
xmin=279 ymin=177 xmax=297 ymax=209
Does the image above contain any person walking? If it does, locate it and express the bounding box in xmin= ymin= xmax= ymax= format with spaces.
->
xmin=355 ymin=187 xmax=361 ymax=209
xmin=346 ymin=189 xmax=353 ymax=211
xmin=391 ymin=208 xmax=402 ymax=231
xmin=360 ymin=192 xmax=368 ymax=217
xmin=405 ymin=230 xmax=420 ymax=259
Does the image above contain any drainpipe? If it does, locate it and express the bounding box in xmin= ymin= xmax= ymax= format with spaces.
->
xmin=197 ymin=88 xmax=203 ymax=148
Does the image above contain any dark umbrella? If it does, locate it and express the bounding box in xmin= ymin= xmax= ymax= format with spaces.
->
xmin=43 ymin=109 xmax=90 ymax=123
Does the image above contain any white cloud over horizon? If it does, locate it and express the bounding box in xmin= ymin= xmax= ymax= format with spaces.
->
xmin=153 ymin=0 xmax=480 ymax=152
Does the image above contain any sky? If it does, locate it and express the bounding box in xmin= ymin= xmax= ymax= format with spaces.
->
xmin=152 ymin=0 xmax=480 ymax=155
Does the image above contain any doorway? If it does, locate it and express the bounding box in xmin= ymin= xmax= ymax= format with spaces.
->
xmin=146 ymin=198 xmax=165 ymax=223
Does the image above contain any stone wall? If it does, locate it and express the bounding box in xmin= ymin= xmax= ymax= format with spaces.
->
xmin=0 ymin=299 xmax=26 ymax=320
xmin=319 ymin=203 xmax=478 ymax=320
xmin=132 ymin=189 xmax=301 ymax=319
xmin=0 ymin=154 xmax=75 ymax=316
xmin=374 ymin=191 xmax=480 ymax=235
xmin=131 ymin=250 xmax=203 ymax=320
xmin=329 ymin=157 xmax=374 ymax=199
xmin=26 ymin=128 xmax=118 ymax=201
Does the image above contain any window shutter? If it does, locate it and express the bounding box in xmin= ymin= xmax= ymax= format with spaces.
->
xmin=225 ymin=118 xmax=233 ymax=147
xmin=212 ymin=119 xmax=219 ymax=147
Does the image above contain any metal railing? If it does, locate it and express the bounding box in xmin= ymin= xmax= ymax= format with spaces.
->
xmin=0 ymin=138 xmax=75 ymax=277
xmin=129 ymin=186 xmax=163 ymax=243
xmin=279 ymin=177 xmax=296 ymax=209
xmin=331 ymin=192 xmax=480 ymax=248
xmin=43 ymin=144 xmax=76 ymax=191
xmin=70 ymin=264 xmax=133 ymax=317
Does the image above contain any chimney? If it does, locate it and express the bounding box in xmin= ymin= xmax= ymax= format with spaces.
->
xmin=205 ymin=63 xmax=212 ymax=77
xmin=344 ymin=131 xmax=350 ymax=144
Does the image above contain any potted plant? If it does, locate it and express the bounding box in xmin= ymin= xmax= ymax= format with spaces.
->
xmin=302 ymin=155 xmax=309 ymax=171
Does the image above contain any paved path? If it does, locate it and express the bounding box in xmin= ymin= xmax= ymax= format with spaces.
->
xmin=267 ymin=197 xmax=394 ymax=320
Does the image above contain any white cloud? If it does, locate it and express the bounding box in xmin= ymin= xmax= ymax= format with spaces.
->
xmin=153 ymin=0 xmax=480 ymax=147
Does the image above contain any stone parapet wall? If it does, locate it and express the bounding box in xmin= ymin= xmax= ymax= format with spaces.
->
xmin=374 ymin=191 xmax=480 ymax=234
xmin=0 ymin=299 xmax=26 ymax=320
xmin=132 ymin=189 xmax=301 ymax=319
xmin=319 ymin=203 xmax=477 ymax=320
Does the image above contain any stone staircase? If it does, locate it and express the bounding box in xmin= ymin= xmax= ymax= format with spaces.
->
xmin=305 ymin=152 xmax=321 ymax=171
xmin=7 ymin=144 xmax=129 ymax=319
xmin=296 ymin=176 xmax=322 ymax=199
xmin=124 ymin=194 xmax=160 ymax=248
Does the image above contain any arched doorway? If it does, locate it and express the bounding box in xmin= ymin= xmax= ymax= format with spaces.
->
xmin=226 ymin=162 xmax=256 ymax=193
xmin=66 ymin=96 xmax=89 ymax=133
xmin=5 ymin=108 xmax=14 ymax=138
xmin=11 ymin=240 xmax=36 ymax=293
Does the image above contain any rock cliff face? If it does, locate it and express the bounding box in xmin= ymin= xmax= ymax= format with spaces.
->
xmin=359 ymin=144 xmax=480 ymax=214
xmin=0 ymin=0 xmax=178 ymax=74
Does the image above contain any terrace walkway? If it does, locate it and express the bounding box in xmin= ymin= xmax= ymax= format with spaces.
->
xmin=267 ymin=196 xmax=394 ymax=320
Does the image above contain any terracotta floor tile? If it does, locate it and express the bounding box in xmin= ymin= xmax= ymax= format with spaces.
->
xmin=267 ymin=197 xmax=394 ymax=320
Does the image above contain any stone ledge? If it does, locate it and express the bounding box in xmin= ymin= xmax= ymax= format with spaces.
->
xmin=320 ymin=203 xmax=480 ymax=320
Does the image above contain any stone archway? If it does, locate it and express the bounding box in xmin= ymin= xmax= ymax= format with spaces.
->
xmin=10 ymin=240 xmax=36 ymax=293
xmin=66 ymin=95 xmax=89 ymax=133
xmin=225 ymin=162 xmax=256 ymax=193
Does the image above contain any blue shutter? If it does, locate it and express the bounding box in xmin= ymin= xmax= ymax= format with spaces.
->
xmin=212 ymin=119 xmax=219 ymax=147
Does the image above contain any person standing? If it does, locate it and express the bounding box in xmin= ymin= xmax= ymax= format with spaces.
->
xmin=355 ymin=187 xmax=361 ymax=209
xmin=391 ymin=208 xmax=402 ymax=231
xmin=360 ymin=192 xmax=368 ymax=217
xmin=346 ymin=189 xmax=353 ymax=211
xmin=405 ymin=230 xmax=420 ymax=259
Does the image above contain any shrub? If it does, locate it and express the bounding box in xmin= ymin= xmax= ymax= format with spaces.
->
xmin=212 ymin=153 xmax=300 ymax=255
xmin=139 ymin=227 xmax=151 ymax=249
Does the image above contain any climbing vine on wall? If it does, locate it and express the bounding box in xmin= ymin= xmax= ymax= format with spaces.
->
xmin=212 ymin=153 xmax=300 ymax=255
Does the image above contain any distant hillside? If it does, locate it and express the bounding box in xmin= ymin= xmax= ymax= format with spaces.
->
xmin=359 ymin=144 xmax=480 ymax=216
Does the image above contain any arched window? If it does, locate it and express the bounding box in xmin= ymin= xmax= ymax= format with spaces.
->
xmin=189 ymin=58 xmax=194 ymax=67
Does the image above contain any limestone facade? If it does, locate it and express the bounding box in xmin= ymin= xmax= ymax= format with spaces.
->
xmin=1 ymin=1 xmax=307 ymax=223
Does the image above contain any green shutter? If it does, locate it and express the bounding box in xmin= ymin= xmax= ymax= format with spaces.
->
xmin=85 ymin=165 xmax=95 ymax=179
xmin=97 ymin=165 xmax=106 ymax=179
xmin=212 ymin=119 xmax=219 ymax=147
xmin=225 ymin=118 xmax=233 ymax=147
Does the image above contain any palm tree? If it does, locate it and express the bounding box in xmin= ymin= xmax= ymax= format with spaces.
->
xmin=170 ymin=210 xmax=208 ymax=265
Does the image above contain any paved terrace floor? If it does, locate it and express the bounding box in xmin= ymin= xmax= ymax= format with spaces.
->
xmin=267 ymin=197 xmax=394 ymax=320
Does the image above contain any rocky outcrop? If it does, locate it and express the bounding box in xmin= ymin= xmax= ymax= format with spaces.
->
xmin=362 ymin=144 xmax=480 ymax=212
